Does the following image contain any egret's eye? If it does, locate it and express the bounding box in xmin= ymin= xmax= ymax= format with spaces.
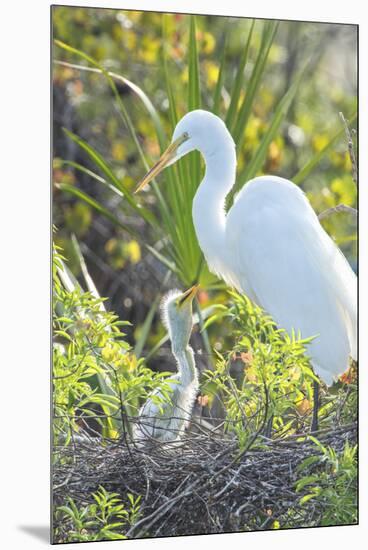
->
xmin=183 ymin=131 xmax=189 ymax=139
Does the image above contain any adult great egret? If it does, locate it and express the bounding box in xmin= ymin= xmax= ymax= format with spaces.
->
xmin=133 ymin=285 xmax=199 ymax=445
xmin=136 ymin=110 xmax=357 ymax=431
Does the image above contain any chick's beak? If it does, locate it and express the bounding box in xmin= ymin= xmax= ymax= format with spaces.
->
xmin=135 ymin=133 xmax=189 ymax=193
xmin=178 ymin=284 xmax=200 ymax=306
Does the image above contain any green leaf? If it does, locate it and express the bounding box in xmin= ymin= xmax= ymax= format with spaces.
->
xmin=226 ymin=67 xmax=304 ymax=210
xmin=55 ymin=183 xmax=136 ymax=236
xmin=133 ymin=271 xmax=171 ymax=358
xmin=297 ymin=455 xmax=321 ymax=472
xmin=236 ymin=69 xmax=302 ymax=189
xmin=232 ymin=21 xmax=279 ymax=146
xmin=300 ymin=493 xmax=316 ymax=504
xmin=145 ymin=244 xmax=179 ymax=274
xmin=61 ymin=160 xmax=106 ymax=185
xmin=188 ymin=15 xmax=201 ymax=112
xmin=55 ymin=39 xmax=169 ymax=237
xmin=187 ymin=15 xmax=202 ymax=202
xmin=212 ymin=24 xmax=229 ymax=115
xmin=62 ymin=128 xmax=156 ymax=226
xmin=114 ymin=73 xmax=166 ymax=148
xmin=225 ymin=19 xmax=255 ymax=129
xmin=295 ymin=475 xmax=319 ymax=492
xmin=162 ymin=15 xmax=179 ymax=129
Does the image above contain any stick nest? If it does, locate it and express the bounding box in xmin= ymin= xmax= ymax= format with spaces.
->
xmin=53 ymin=421 xmax=357 ymax=539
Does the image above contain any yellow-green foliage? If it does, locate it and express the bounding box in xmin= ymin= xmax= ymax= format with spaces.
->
xmin=203 ymin=292 xmax=318 ymax=448
xmin=52 ymin=8 xmax=357 ymax=291
xmin=296 ymin=438 xmax=357 ymax=526
xmin=54 ymin=486 xmax=141 ymax=542
xmin=53 ymin=244 xmax=175 ymax=442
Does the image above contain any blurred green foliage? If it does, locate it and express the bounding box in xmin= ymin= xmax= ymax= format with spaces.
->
xmin=53 ymin=6 xmax=357 ymax=276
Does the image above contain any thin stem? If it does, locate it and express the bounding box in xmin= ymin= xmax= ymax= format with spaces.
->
xmin=339 ymin=111 xmax=357 ymax=186
xmin=195 ymin=299 xmax=214 ymax=367
xmin=311 ymin=379 xmax=319 ymax=432
xmin=318 ymin=204 xmax=357 ymax=221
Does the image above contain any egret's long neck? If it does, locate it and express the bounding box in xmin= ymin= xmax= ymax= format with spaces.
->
xmin=192 ymin=141 xmax=236 ymax=270
xmin=173 ymin=346 xmax=197 ymax=386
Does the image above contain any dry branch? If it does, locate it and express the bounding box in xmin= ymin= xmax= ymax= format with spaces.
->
xmin=318 ymin=112 xmax=357 ymax=222
xmin=53 ymin=421 xmax=357 ymax=540
xmin=318 ymin=203 xmax=357 ymax=221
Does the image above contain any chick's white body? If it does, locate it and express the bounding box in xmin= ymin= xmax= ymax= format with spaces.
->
xmin=133 ymin=290 xmax=199 ymax=445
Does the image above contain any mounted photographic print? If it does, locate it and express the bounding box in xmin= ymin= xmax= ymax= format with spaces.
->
xmin=52 ymin=4 xmax=358 ymax=544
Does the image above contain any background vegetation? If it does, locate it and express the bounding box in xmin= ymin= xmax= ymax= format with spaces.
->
xmin=52 ymin=6 xmax=357 ymax=543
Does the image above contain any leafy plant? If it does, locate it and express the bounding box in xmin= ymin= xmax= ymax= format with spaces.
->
xmin=53 ymin=242 xmax=176 ymax=442
xmin=54 ymin=486 xmax=142 ymax=542
xmin=296 ymin=438 xmax=357 ymax=525
xmin=202 ymin=291 xmax=318 ymax=449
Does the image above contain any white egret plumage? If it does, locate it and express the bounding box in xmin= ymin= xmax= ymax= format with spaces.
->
xmin=136 ymin=110 xmax=357 ymax=431
xmin=133 ymin=285 xmax=199 ymax=446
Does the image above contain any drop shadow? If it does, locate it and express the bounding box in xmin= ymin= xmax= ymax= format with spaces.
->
xmin=18 ymin=525 xmax=50 ymax=544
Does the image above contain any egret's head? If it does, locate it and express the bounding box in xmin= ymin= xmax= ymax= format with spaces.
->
xmin=135 ymin=110 xmax=234 ymax=193
xmin=161 ymin=284 xmax=199 ymax=353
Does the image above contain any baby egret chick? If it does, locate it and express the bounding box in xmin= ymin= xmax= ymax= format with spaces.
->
xmin=133 ymin=285 xmax=200 ymax=446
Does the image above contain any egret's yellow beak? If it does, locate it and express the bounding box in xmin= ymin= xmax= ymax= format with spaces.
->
xmin=135 ymin=133 xmax=189 ymax=193
xmin=178 ymin=284 xmax=200 ymax=306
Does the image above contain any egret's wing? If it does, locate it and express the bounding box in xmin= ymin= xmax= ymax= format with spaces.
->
xmin=226 ymin=176 xmax=357 ymax=384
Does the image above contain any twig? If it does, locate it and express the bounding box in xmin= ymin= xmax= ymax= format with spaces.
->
xmin=318 ymin=203 xmax=357 ymax=221
xmin=339 ymin=111 xmax=357 ymax=186
xmin=53 ymin=415 xmax=357 ymax=540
